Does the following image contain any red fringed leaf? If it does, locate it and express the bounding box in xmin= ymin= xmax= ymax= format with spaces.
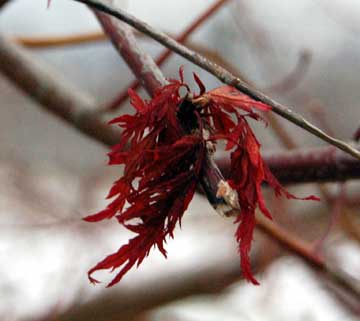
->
xmin=86 ymin=70 xmax=319 ymax=286
xmin=85 ymin=74 xmax=207 ymax=286
xmin=193 ymin=72 xmax=206 ymax=96
xmin=206 ymin=100 xmax=318 ymax=284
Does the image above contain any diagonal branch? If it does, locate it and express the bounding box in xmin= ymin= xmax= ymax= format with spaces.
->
xmin=2 ymin=31 xmax=359 ymax=184
xmin=1 ymin=30 xmax=360 ymax=185
xmin=102 ymin=0 xmax=231 ymax=111
xmin=255 ymin=215 xmax=360 ymax=300
xmin=90 ymin=4 xmax=360 ymax=302
xmin=71 ymin=0 xmax=360 ymax=161
xmin=0 ymin=33 xmax=119 ymax=146
xmin=0 ymin=7 xmax=359 ymax=308
xmin=94 ymin=10 xmax=167 ymax=94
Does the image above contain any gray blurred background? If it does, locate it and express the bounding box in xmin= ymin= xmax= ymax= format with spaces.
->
xmin=0 ymin=1 xmax=359 ymax=320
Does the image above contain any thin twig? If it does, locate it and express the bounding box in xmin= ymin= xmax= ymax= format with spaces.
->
xmin=308 ymin=99 xmax=336 ymax=137
xmin=15 ymin=32 xmax=106 ymax=48
xmin=3 ymin=31 xmax=359 ymax=184
xmin=1 ymin=7 xmax=358 ymax=305
xmin=92 ymin=5 xmax=360 ymax=302
xmin=72 ymin=0 xmax=360 ymax=161
xmin=102 ymin=0 xmax=231 ymax=111
xmin=15 ymin=32 xmax=248 ymax=84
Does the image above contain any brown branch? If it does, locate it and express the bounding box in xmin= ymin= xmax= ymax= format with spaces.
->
xmin=1 ymin=3 xmax=358 ymax=311
xmin=72 ymin=0 xmax=360 ymax=161
xmin=3 ymin=28 xmax=359 ymax=184
xmin=57 ymin=258 xmax=241 ymax=321
xmin=102 ymin=0 xmax=231 ymax=112
xmin=308 ymin=99 xmax=336 ymax=137
xmin=92 ymin=7 xmax=360 ymax=303
xmin=266 ymin=113 xmax=298 ymax=149
xmin=218 ymin=145 xmax=360 ymax=184
xmin=94 ymin=10 xmax=166 ymax=96
xmin=0 ymin=33 xmax=119 ymax=146
xmin=15 ymin=32 xmax=249 ymax=86
xmin=255 ymin=215 xmax=360 ymax=300
xmin=94 ymin=4 xmax=229 ymax=214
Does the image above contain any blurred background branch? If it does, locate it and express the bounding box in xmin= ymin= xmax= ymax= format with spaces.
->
xmin=0 ymin=1 xmax=359 ymax=320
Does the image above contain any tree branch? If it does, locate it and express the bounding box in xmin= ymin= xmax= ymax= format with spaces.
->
xmin=57 ymin=258 xmax=241 ymax=321
xmin=2 ymin=30 xmax=360 ymax=185
xmin=71 ymin=0 xmax=360 ymax=161
xmin=91 ymin=3 xmax=360 ymax=303
xmin=0 ymin=33 xmax=119 ymax=146
xmin=255 ymin=215 xmax=360 ymax=301
xmin=94 ymin=9 xmax=167 ymax=94
xmin=102 ymin=0 xmax=231 ymax=111
xmin=218 ymin=145 xmax=360 ymax=184
xmin=1 ymin=31 xmax=359 ymax=184
xmin=0 ymin=3 xmax=358 ymax=312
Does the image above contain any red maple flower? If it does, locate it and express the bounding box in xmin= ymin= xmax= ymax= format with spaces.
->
xmin=85 ymin=70 xmax=319 ymax=286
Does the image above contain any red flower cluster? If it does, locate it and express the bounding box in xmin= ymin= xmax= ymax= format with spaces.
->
xmin=85 ymin=70 xmax=318 ymax=286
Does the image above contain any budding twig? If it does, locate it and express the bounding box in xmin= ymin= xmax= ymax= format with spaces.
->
xmin=72 ymin=0 xmax=360 ymax=161
xmin=1 ymin=31 xmax=358 ymax=184
xmin=102 ymin=0 xmax=231 ymax=112
xmin=92 ymin=5 xmax=360 ymax=301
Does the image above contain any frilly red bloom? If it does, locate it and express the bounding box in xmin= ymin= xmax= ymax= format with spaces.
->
xmin=85 ymin=69 xmax=319 ymax=286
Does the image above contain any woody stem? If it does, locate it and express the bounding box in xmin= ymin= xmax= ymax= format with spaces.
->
xmin=92 ymin=4 xmax=360 ymax=302
xmin=72 ymin=0 xmax=360 ymax=161
xmin=101 ymin=0 xmax=231 ymax=112
xmin=0 ymin=33 xmax=359 ymax=185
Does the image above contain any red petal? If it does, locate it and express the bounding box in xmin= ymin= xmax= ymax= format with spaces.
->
xmin=128 ymin=88 xmax=148 ymax=114
xmin=208 ymin=86 xmax=271 ymax=112
xmin=235 ymin=210 xmax=259 ymax=285
xmin=193 ymin=72 xmax=206 ymax=96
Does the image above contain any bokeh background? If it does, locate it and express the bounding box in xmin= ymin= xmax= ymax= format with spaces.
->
xmin=0 ymin=0 xmax=359 ymax=320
